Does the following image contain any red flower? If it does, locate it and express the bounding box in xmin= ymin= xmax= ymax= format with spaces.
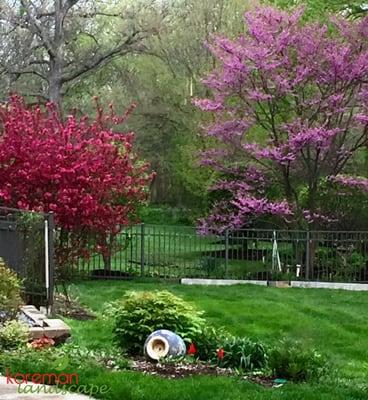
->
xmin=217 ymin=348 xmax=225 ymax=359
xmin=187 ymin=343 xmax=197 ymax=356
xmin=30 ymin=336 xmax=55 ymax=350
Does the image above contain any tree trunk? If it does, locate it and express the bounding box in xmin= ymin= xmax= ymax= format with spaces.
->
xmin=103 ymin=252 xmax=112 ymax=271
xmin=49 ymin=62 xmax=62 ymax=110
xmin=48 ymin=0 xmax=64 ymax=111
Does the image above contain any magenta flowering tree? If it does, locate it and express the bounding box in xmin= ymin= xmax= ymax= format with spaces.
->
xmin=195 ymin=7 xmax=368 ymax=233
xmin=0 ymin=95 xmax=154 ymax=270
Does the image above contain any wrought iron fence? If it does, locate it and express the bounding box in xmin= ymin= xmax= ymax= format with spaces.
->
xmin=0 ymin=207 xmax=54 ymax=307
xmin=72 ymin=225 xmax=368 ymax=283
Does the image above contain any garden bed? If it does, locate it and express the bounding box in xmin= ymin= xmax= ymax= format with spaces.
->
xmin=131 ymin=358 xmax=276 ymax=386
xmin=132 ymin=358 xmax=232 ymax=379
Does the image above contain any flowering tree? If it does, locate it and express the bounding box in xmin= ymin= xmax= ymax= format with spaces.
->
xmin=0 ymin=95 xmax=153 ymax=269
xmin=195 ymin=7 xmax=368 ymax=232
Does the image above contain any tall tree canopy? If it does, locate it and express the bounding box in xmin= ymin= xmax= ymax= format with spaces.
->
xmin=195 ymin=6 xmax=368 ymax=232
xmin=0 ymin=0 xmax=163 ymax=108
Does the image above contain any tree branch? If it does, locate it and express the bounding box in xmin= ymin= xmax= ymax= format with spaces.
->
xmin=20 ymin=0 xmax=55 ymax=57
xmin=61 ymin=30 xmax=144 ymax=84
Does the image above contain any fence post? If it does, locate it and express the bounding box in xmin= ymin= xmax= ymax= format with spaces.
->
xmin=225 ymin=229 xmax=229 ymax=278
xmin=46 ymin=212 xmax=55 ymax=313
xmin=305 ymin=230 xmax=310 ymax=280
xmin=140 ymin=223 xmax=145 ymax=277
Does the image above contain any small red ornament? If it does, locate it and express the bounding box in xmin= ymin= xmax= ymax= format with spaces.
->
xmin=217 ymin=348 xmax=225 ymax=359
xmin=187 ymin=343 xmax=197 ymax=355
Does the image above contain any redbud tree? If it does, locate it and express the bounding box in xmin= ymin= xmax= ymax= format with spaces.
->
xmin=195 ymin=7 xmax=368 ymax=233
xmin=0 ymin=96 xmax=154 ymax=270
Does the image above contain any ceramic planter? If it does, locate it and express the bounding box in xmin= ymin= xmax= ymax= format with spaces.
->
xmin=144 ymin=329 xmax=186 ymax=361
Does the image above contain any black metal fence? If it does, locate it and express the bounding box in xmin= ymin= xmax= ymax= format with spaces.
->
xmin=0 ymin=207 xmax=54 ymax=307
xmin=72 ymin=225 xmax=368 ymax=283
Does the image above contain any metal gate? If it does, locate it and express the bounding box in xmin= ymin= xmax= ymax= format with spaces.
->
xmin=0 ymin=207 xmax=54 ymax=307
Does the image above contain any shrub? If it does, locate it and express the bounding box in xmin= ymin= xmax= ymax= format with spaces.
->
xmin=0 ymin=320 xmax=29 ymax=350
xmin=200 ymin=256 xmax=223 ymax=278
xmin=0 ymin=258 xmax=23 ymax=323
xmin=215 ymin=335 xmax=268 ymax=372
xmin=190 ymin=327 xmax=267 ymax=372
xmin=112 ymin=290 xmax=206 ymax=355
xmin=189 ymin=325 xmax=223 ymax=361
xmin=269 ymin=340 xmax=330 ymax=382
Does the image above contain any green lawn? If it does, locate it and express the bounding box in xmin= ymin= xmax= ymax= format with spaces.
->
xmin=61 ymin=280 xmax=368 ymax=399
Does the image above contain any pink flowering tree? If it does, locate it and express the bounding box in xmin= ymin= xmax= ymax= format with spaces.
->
xmin=0 ymin=95 xmax=154 ymax=271
xmin=195 ymin=7 xmax=368 ymax=233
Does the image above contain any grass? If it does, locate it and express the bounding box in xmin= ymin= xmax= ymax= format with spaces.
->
xmin=59 ymin=280 xmax=368 ymax=399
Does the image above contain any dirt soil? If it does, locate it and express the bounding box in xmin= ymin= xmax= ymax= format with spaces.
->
xmin=53 ymin=293 xmax=96 ymax=320
xmin=131 ymin=358 xmax=275 ymax=387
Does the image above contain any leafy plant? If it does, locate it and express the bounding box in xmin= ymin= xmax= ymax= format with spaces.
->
xmin=0 ymin=320 xmax=29 ymax=351
xmin=0 ymin=258 xmax=23 ymax=323
xmin=56 ymin=343 xmax=131 ymax=371
xmin=215 ymin=335 xmax=268 ymax=372
xmin=189 ymin=325 xmax=222 ymax=361
xmin=269 ymin=340 xmax=330 ymax=382
xmin=315 ymin=247 xmax=367 ymax=281
xmin=200 ymin=256 xmax=223 ymax=278
xmin=190 ymin=326 xmax=267 ymax=372
xmin=0 ymin=343 xmax=131 ymax=378
xmin=112 ymin=290 xmax=206 ymax=355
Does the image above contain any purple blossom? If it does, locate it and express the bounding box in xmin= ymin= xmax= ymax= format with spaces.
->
xmin=329 ymin=175 xmax=368 ymax=192
xmin=194 ymin=6 xmax=368 ymax=232
xmin=193 ymin=99 xmax=223 ymax=111
xmin=289 ymin=127 xmax=341 ymax=152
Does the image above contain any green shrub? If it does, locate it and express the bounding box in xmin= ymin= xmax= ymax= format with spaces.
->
xmin=190 ymin=327 xmax=267 ymax=372
xmin=269 ymin=340 xmax=330 ymax=382
xmin=0 ymin=259 xmax=23 ymax=323
xmin=216 ymin=335 xmax=268 ymax=372
xmin=190 ymin=325 xmax=223 ymax=361
xmin=200 ymin=256 xmax=224 ymax=278
xmin=112 ymin=290 xmax=206 ymax=355
xmin=0 ymin=320 xmax=29 ymax=350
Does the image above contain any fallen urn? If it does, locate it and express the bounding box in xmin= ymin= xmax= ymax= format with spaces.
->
xmin=144 ymin=329 xmax=186 ymax=361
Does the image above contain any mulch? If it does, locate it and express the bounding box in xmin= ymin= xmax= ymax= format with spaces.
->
xmin=132 ymin=358 xmax=232 ymax=379
xmin=53 ymin=293 xmax=96 ymax=320
xmin=131 ymin=358 xmax=276 ymax=387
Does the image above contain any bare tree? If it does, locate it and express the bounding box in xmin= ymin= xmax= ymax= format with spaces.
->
xmin=0 ymin=0 xmax=163 ymax=108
